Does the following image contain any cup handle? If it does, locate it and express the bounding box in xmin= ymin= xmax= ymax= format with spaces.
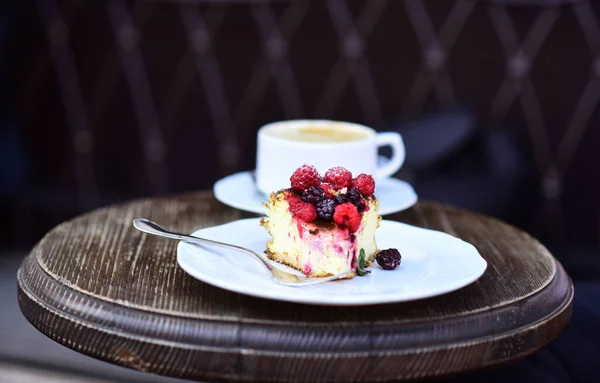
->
xmin=374 ymin=132 xmax=405 ymax=179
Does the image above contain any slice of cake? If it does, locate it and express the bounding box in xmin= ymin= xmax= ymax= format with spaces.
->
xmin=260 ymin=165 xmax=381 ymax=278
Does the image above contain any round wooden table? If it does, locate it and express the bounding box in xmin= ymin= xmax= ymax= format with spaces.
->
xmin=17 ymin=192 xmax=573 ymax=382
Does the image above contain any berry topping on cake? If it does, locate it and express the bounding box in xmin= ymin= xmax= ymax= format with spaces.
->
xmin=288 ymin=196 xmax=317 ymax=222
xmin=335 ymin=193 xmax=348 ymax=205
xmin=319 ymin=183 xmax=335 ymax=198
xmin=290 ymin=164 xmax=321 ymax=192
xmin=286 ymin=193 xmax=301 ymax=208
xmin=286 ymin=165 xmax=374 ymax=223
xmin=375 ymin=248 xmax=402 ymax=270
xmin=353 ymin=174 xmax=375 ymax=196
xmin=347 ymin=187 xmax=366 ymax=212
xmin=316 ymin=199 xmax=336 ymax=220
xmin=333 ymin=203 xmax=361 ymax=233
xmin=333 ymin=187 xmax=364 ymax=212
xmin=324 ymin=167 xmax=353 ymax=190
xmin=301 ymin=185 xmax=325 ymax=204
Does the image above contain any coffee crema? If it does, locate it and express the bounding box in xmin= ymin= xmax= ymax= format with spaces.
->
xmin=266 ymin=125 xmax=370 ymax=143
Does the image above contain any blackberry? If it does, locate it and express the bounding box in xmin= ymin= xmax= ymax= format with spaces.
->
xmin=347 ymin=187 xmax=365 ymax=212
xmin=375 ymin=248 xmax=402 ymax=270
xmin=335 ymin=194 xmax=349 ymax=205
xmin=316 ymin=199 xmax=336 ymax=220
xmin=301 ymin=186 xmax=325 ymax=205
xmin=347 ymin=187 xmax=361 ymax=202
xmin=355 ymin=201 xmax=366 ymax=213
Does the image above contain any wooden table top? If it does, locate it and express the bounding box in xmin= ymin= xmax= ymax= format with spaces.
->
xmin=17 ymin=192 xmax=573 ymax=382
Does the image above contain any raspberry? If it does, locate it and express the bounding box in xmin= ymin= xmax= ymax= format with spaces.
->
xmin=319 ymin=183 xmax=335 ymax=198
xmin=375 ymin=248 xmax=401 ymax=270
xmin=333 ymin=203 xmax=361 ymax=233
xmin=352 ymin=174 xmax=375 ymax=196
xmin=301 ymin=186 xmax=325 ymax=205
xmin=286 ymin=194 xmax=302 ymax=210
xmin=288 ymin=196 xmax=317 ymax=222
xmin=324 ymin=167 xmax=353 ymax=190
xmin=290 ymin=165 xmax=321 ymax=192
xmin=316 ymin=199 xmax=336 ymax=220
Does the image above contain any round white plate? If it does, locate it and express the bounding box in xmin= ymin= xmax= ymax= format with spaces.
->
xmin=177 ymin=218 xmax=487 ymax=306
xmin=214 ymin=171 xmax=418 ymax=216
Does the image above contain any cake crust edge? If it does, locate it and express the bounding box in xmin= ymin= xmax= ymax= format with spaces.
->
xmin=264 ymin=247 xmax=358 ymax=279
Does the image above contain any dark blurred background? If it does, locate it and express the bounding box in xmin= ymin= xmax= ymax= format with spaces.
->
xmin=1 ymin=0 xmax=599 ymax=381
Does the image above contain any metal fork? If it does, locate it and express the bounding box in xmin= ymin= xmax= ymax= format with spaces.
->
xmin=132 ymin=218 xmax=350 ymax=286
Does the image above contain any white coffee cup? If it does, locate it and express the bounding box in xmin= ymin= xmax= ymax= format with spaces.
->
xmin=255 ymin=119 xmax=405 ymax=195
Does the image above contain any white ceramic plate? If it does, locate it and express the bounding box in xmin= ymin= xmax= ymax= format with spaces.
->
xmin=177 ymin=218 xmax=487 ymax=306
xmin=213 ymin=171 xmax=418 ymax=216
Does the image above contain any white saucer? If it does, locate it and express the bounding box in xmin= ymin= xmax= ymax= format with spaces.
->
xmin=214 ymin=171 xmax=418 ymax=215
xmin=177 ymin=218 xmax=487 ymax=306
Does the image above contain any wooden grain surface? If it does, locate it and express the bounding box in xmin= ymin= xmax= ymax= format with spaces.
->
xmin=17 ymin=191 xmax=573 ymax=382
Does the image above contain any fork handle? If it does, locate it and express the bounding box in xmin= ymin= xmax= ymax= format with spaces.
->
xmin=132 ymin=218 xmax=274 ymax=273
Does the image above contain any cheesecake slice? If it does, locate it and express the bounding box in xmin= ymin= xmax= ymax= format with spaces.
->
xmin=260 ymin=165 xmax=381 ymax=278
